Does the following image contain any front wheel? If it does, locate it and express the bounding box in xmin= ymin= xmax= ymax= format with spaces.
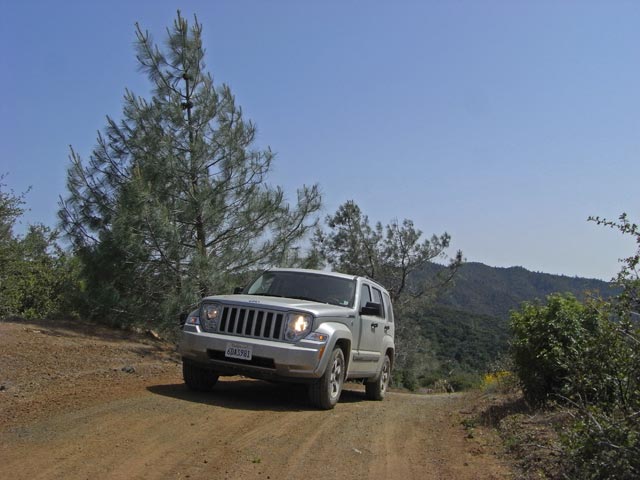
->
xmin=308 ymin=347 xmax=345 ymax=410
xmin=182 ymin=361 xmax=219 ymax=392
xmin=365 ymin=355 xmax=391 ymax=400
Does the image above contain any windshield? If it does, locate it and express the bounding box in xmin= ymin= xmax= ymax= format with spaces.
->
xmin=246 ymin=271 xmax=356 ymax=308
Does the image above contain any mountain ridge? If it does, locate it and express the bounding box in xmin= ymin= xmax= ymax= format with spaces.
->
xmin=432 ymin=261 xmax=615 ymax=320
xmin=404 ymin=261 xmax=616 ymax=385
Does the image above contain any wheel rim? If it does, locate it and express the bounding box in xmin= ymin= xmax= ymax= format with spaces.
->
xmin=329 ymin=354 xmax=343 ymax=399
xmin=380 ymin=359 xmax=390 ymax=393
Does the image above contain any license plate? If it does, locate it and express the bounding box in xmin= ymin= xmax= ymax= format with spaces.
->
xmin=225 ymin=342 xmax=252 ymax=361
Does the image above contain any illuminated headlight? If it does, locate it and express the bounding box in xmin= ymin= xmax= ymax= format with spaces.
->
xmin=200 ymin=303 xmax=222 ymax=331
xmin=285 ymin=313 xmax=313 ymax=341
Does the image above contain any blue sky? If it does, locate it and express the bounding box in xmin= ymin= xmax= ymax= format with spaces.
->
xmin=1 ymin=1 xmax=639 ymax=280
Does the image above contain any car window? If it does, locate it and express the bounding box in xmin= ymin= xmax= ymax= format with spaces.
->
xmin=371 ymin=287 xmax=385 ymax=318
xmin=383 ymin=291 xmax=394 ymax=323
xmin=360 ymin=284 xmax=372 ymax=310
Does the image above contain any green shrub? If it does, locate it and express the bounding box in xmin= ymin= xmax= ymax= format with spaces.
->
xmin=509 ymin=293 xmax=601 ymax=405
xmin=509 ymin=293 xmax=639 ymax=478
xmin=564 ymin=404 xmax=639 ymax=480
xmin=1 ymin=224 xmax=80 ymax=319
xmin=562 ymin=315 xmax=640 ymax=479
xmin=392 ymin=368 xmax=418 ymax=391
xmin=448 ymin=371 xmax=481 ymax=391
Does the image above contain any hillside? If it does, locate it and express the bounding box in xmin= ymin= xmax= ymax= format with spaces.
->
xmin=418 ymin=305 xmax=510 ymax=373
xmin=435 ymin=262 xmax=615 ymax=319
xmin=407 ymin=262 xmax=615 ymax=381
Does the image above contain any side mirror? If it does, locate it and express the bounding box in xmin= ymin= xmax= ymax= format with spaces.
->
xmin=360 ymin=302 xmax=382 ymax=317
xmin=178 ymin=312 xmax=188 ymax=326
xmin=233 ymin=286 xmax=244 ymax=294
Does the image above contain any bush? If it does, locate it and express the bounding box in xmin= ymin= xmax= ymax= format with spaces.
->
xmin=1 ymin=180 xmax=80 ymax=319
xmin=448 ymin=371 xmax=481 ymax=391
xmin=0 ymin=225 xmax=80 ymax=319
xmin=564 ymin=404 xmax=639 ymax=480
xmin=509 ymin=291 xmax=639 ymax=478
xmin=509 ymin=293 xmax=601 ymax=405
xmin=562 ymin=314 xmax=640 ymax=479
xmin=392 ymin=368 xmax=418 ymax=391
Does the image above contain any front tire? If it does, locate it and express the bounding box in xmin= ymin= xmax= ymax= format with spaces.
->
xmin=182 ymin=361 xmax=219 ymax=392
xmin=365 ymin=355 xmax=391 ymax=400
xmin=309 ymin=347 xmax=345 ymax=410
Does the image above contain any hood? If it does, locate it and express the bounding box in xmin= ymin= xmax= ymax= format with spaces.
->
xmin=201 ymin=294 xmax=355 ymax=318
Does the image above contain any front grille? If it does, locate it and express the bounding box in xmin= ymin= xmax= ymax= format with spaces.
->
xmin=202 ymin=305 xmax=285 ymax=340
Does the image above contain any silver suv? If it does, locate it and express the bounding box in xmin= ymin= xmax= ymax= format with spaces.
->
xmin=179 ymin=268 xmax=395 ymax=409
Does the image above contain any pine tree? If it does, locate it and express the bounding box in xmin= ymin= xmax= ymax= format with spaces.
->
xmin=59 ymin=12 xmax=321 ymax=325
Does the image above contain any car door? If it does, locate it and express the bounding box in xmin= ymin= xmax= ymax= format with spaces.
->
xmin=381 ymin=290 xmax=394 ymax=342
xmin=370 ymin=285 xmax=392 ymax=351
xmin=355 ymin=283 xmax=385 ymax=372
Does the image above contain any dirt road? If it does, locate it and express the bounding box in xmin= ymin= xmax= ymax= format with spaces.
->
xmin=0 ymin=319 xmax=512 ymax=479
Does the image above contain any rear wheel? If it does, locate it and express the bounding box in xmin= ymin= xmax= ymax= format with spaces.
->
xmin=309 ymin=347 xmax=345 ymax=410
xmin=365 ymin=354 xmax=391 ymax=400
xmin=182 ymin=361 xmax=218 ymax=392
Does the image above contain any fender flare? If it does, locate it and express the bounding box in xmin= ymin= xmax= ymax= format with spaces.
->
xmin=313 ymin=322 xmax=353 ymax=375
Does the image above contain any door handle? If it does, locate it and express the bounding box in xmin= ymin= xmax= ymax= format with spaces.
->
xmin=384 ymin=325 xmax=390 ymax=332
xmin=371 ymin=322 xmax=379 ymax=329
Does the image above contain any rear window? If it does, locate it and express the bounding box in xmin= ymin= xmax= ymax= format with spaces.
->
xmin=371 ymin=287 xmax=385 ymax=318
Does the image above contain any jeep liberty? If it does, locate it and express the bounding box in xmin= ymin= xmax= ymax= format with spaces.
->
xmin=179 ymin=268 xmax=395 ymax=409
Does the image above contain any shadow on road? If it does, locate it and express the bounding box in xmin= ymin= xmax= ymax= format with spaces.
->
xmin=147 ymin=379 xmax=368 ymax=412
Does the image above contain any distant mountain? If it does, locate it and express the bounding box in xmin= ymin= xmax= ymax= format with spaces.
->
xmin=435 ymin=262 xmax=616 ymax=319
xmin=417 ymin=305 xmax=510 ymax=373
xmin=405 ymin=262 xmax=616 ymax=383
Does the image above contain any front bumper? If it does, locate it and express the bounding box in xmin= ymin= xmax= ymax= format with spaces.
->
xmin=178 ymin=325 xmax=328 ymax=380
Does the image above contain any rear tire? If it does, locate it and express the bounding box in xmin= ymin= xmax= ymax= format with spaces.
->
xmin=182 ymin=361 xmax=218 ymax=392
xmin=309 ymin=347 xmax=345 ymax=410
xmin=365 ymin=355 xmax=391 ymax=400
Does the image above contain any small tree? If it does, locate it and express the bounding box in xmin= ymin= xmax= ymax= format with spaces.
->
xmin=0 ymin=178 xmax=78 ymax=319
xmin=0 ymin=177 xmax=25 ymax=316
xmin=0 ymin=175 xmax=25 ymax=244
xmin=59 ymin=13 xmax=321 ymax=325
xmin=589 ymin=213 xmax=639 ymax=316
xmin=313 ymin=200 xmax=462 ymax=306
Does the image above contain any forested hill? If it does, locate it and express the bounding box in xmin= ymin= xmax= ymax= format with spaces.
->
xmin=433 ymin=262 xmax=615 ymax=319
xmin=402 ymin=262 xmax=616 ymax=386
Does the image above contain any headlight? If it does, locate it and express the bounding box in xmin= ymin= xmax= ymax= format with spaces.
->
xmin=200 ymin=303 xmax=222 ymax=331
xmin=284 ymin=312 xmax=313 ymax=341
